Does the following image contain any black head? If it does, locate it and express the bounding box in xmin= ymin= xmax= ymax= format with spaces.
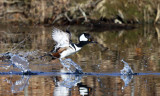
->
xmin=77 ymin=33 xmax=97 ymax=47
xmin=78 ymin=33 xmax=92 ymax=42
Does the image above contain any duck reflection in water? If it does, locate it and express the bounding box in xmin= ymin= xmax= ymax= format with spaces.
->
xmin=2 ymin=69 xmax=92 ymax=95
xmin=53 ymin=68 xmax=92 ymax=96
xmin=121 ymin=59 xmax=134 ymax=90
xmin=0 ymin=52 xmax=31 ymax=72
xmin=4 ymin=75 xmax=30 ymax=93
xmin=0 ymin=55 xmax=92 ymax=95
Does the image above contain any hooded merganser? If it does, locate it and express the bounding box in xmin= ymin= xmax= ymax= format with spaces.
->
xmin=51 ymin=27 xmax=97 ymax=59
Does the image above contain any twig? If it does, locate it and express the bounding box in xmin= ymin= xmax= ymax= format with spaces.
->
xmin=78 ymin=7 xmax=88 ymax=22
xmin=52 ymin=14 xmax=63 ymax=24
xmin=155 ymin=26 xmax=160 ymax=43
xmin=64 ymin=12 xmax=72 ymax=22
xmin=91 ymin=0 xmax=102 ymax=7
xmin=154 ymin=4 xmax=160 ymax=24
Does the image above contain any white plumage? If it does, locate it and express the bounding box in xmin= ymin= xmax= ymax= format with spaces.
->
xmin=79 ymin=34 xmax=88 ymax=41
xmin=52 ymin=27 xmax=70 ymax=50
xmin=51 ymin=27 xmax=95 ymax=58
xmin=59 ymin=45 xmax=81 ymax=58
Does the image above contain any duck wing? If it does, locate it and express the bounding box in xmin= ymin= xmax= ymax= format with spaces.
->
xmin=52 ymin=27 xmax=71 ymax=49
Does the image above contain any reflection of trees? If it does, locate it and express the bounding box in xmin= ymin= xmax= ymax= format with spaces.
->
xmin=0 ymin=25 xmax=160 ymax=95
xmin=155 ymin=26 xmax=160 ymax=43
xmin=0 ymin=25 xmax=54 ymax=52
xmin=1 ymin=25 xmax=160 ymax=72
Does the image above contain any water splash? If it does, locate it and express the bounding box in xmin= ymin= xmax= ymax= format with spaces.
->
xmin=59 ymin=58 xmax=83 ymax=73
xmin=11 ymin=54 xmax=30 ymax=72
xmin=58 ymin=74 xmax=82 ymax=88
xmin=120 ymin=59 xmax=133 ymax=75
xmin=0 ymin=52 xmax=30 ymax=72
xmin=121 ymin=74 xmax=133 ymax=90
xmin=120 ymin=59 xmax=133 ymax=90
xmin=4 ymin=75 xmax=30 ymax=93
xmin=53 ymin=68 xmax=82 ymax=96
xmin=0 ymin=50 xmax=45 ymax=72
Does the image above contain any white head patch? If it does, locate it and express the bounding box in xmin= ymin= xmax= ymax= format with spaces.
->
xmin=79 ymin=34 xmax=88 ymax=41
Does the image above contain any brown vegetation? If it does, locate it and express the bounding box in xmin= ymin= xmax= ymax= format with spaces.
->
xmin=0 ymin=0 xmax=160 ymax=25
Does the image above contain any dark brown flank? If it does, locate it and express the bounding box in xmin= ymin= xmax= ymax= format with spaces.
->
xmin=52 ymin=47 xmax=67 ymax=58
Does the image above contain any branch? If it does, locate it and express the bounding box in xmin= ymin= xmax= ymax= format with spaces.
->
xmin=154 ymin=4 xmax=160 ymax=24
xmin=155 ymin=26 xmax=160 ymax=43
xmin=64 ymin=12 xmax=72 ymax=22
xmin=52 ymin=14 xmax=63 ymax=24
xmin=78 ymin=7 xmax=88 ymax=22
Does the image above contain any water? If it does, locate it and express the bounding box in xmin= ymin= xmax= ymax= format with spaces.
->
xmin=120 ymin=59 xmax=133 ymax=75
xmin=0 ymin=24 xmax=160 ymax=96
xmin=59 ymin=58 xmax=83 ymax=73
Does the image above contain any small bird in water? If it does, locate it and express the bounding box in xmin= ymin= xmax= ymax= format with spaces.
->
xmin=49 ymin=27 xmax=97 ymax=59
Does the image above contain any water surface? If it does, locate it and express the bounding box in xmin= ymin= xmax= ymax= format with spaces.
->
xmin=0 ymin=24 xmax=160 ymax=96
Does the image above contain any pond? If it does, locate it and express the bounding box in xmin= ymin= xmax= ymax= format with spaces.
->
xmin=0 ymin=24 xmax=160 ymax=96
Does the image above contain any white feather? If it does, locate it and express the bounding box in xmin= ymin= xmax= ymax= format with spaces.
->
xmin=79 ymin=87 xmax=88 ymax=95
xmin=79 ymin=34 xmax=88 ymax=41
xmin=52 ymin=27 xmax=70 ymax=49
xmin=60 ymin=44 xmax=81 ymax=58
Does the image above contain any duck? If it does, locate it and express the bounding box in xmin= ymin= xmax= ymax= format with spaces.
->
xmin=50 ymin=27 xmax=97 ymax=59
